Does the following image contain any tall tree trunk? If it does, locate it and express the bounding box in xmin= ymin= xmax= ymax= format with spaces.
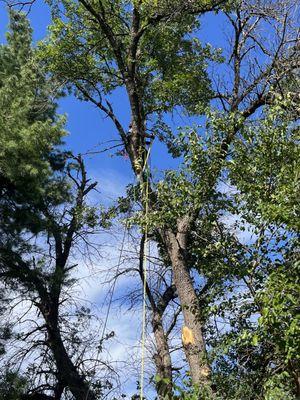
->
xmin=162 ymin=219 xmax=212 ymax=390
xmin=139 ymin=234 xmax=173 ymax=398
xmin=152 ymin=311 xmax=173 ymax=399
xmin=44 ymin=311 xmax=96 ymax=400
xmin=127 ymin=91 xmax=212 ymax=389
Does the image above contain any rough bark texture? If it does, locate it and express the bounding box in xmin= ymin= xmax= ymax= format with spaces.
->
xmin=152 ymin=312 xmax=173 ymax=399
xmin=139 ymin=234 xmax=174 ymax=398
xmin=162 ymin=218 xmax=212 ymax=388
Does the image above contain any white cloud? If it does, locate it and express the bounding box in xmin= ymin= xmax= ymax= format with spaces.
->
xmin=221 ymin=212 xmax=258 ymax=244
xmin=87 ymin=167 xmax=133 ymax=206
xmin=217 ymin=180 xmax=239 ymax=195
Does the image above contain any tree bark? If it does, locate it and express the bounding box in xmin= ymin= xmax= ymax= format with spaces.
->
xmin=152 ymin=312 xmax=173 ymax=399
xmin=44 ymin=313 xmax=96 ymax=400
xmin=162 ymin=219 xmax=212 ymax=389
xmin=138 ymin=234 xmax=173 ymax=398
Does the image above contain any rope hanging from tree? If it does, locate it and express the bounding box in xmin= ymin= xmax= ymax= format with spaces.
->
xmin=139 ymin=145 xmax=152 ymax=400
xmin=85 ymin=143 xmax=153 ymax=400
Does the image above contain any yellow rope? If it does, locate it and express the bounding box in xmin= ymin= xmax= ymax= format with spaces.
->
xmin=86 ymin=143 xmax=153 ymax=400
xmin=140 ymin=191 xmax=148 ymax=400
xmin=140 ymin=143 xmax=153 ymax=400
